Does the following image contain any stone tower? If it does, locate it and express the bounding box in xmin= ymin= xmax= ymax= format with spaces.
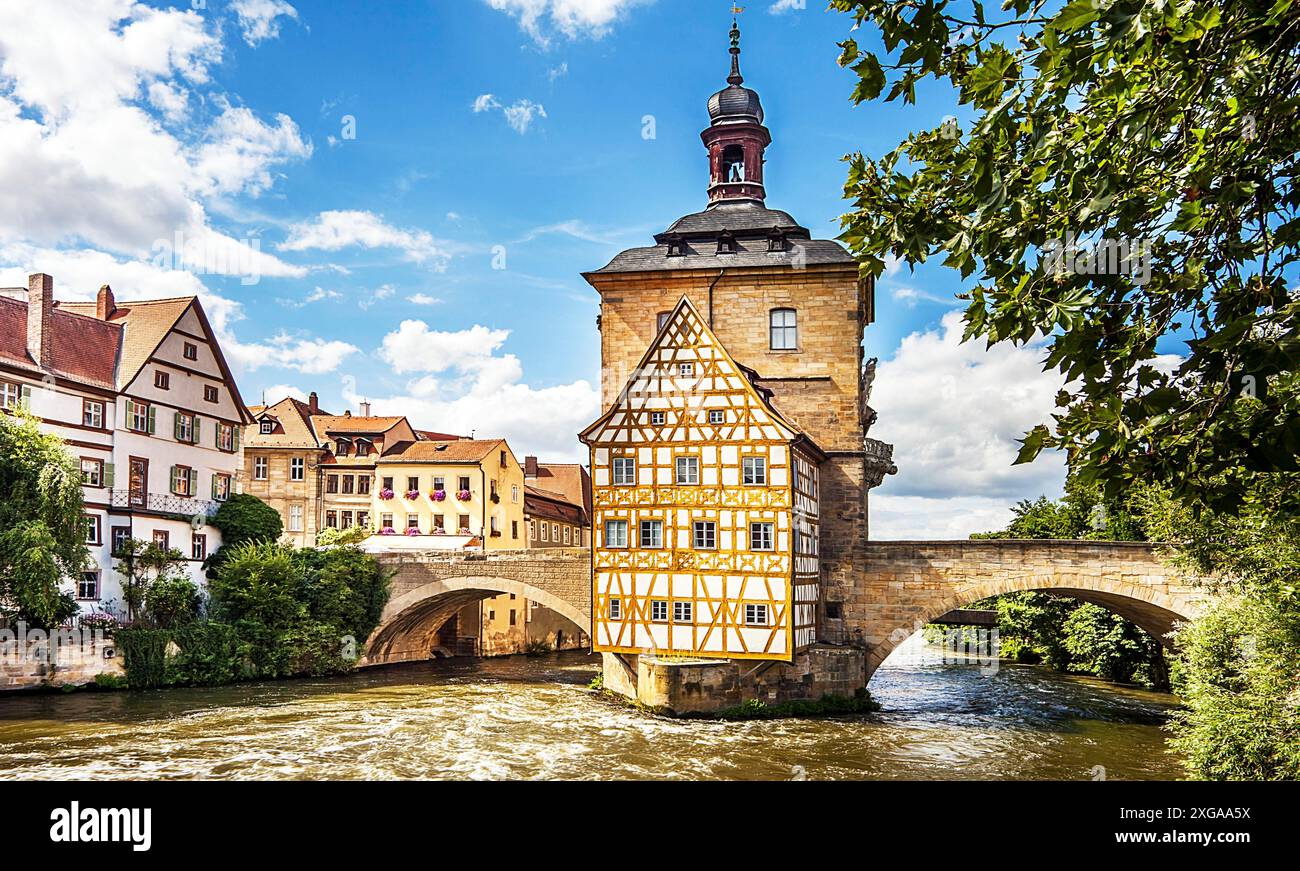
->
xmin=583 ymin=20 xmax=895 ymax=649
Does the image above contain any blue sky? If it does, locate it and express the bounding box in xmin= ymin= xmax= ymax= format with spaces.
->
xmin=0 ymin=0 xmax=1095 ymax=537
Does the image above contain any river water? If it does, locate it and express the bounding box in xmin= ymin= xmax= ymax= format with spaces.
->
xmin=0 ymin=640 xmax=1183 ymax=781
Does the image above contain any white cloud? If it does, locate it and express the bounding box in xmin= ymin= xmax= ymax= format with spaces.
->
xmin=870 ymin=310 xmax=1069 ymax=517
xmin=548 ymin=62 xmax=569 ymax=83
xmin=768 ymin=0 xmax=805 ymax=14
xmin=280 ymin=210 xmax=453 ymax=268
xmin=230 ymin=0 xmax=300 ymax=47
xmin=193 ymin=101 xmax=313 ymax=198
xmin=277 ymin=285 xmax=342 ymax=308
xmin=406 ymin=293 xmax=442 ymax=306
xmin=870 ymin=495 xmax=1022 ymax=540
xmin=260 ymin=384 xmax=308 ymax=404
xmin=485 ymin=0 xmax=650 ymax=46
xmin=362 ymin=320 xmax=599 ymax=461
xmin=473 ymin=94 xmax=547 ymax=134
xmin=226 ymin=332 xmax=360 ymax=375
xmin=889 ymin=285 xmax=955 ymax=307
xmin=358 ymin=284 xmax=396 ymax=310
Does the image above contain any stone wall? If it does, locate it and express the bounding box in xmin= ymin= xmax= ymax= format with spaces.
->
xmin=1 ymin=631 xmax=124 ymax=692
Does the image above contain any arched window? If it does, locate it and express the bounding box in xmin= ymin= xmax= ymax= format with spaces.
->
xmin=722 ymin=144 xmax=745 ymax=182
xmin=770 ymin=308 xmax=798 ymax=350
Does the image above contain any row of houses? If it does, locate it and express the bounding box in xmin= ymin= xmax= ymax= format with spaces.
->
xmin=0 ymin=274 xmax=590 ymax=655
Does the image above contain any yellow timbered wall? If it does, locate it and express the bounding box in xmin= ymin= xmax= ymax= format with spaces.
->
xmin=585 ymin=298 xmax=820 ymax=661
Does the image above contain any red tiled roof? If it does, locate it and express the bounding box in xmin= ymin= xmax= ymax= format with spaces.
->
xmin=0 ymin=295 xmax=121 ymax=389
xmin=59 ymin=296 xmax=193 ymax=390
xmin=526 ymin=462 xmax=592 ymax=519
xmin=378 ymin=438 xmax=505 ymax=464
xmin=525 ymin=484 xmax=587 ymax=525
xmin=311 ymin=414 xmax=407 ymax=434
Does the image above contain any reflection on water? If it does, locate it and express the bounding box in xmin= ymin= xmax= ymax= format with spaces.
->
xmin=0 ymin=639 xmax=1183 ymax=781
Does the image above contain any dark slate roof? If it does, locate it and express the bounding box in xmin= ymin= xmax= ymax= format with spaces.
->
xmin=592 ymin=238 xmax=854 ymax=273
xmin=707 ymin=84 xmax=763 ymax=123
xmin=657 ymin=202 xmax=806 ymax=242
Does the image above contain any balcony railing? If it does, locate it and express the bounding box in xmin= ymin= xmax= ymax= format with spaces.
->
xmin=108 ymin=490 xmax=220 ymax=520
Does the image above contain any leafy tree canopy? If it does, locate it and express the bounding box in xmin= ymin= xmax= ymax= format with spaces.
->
xmin=834 ymin=0 xmax=1300 ymax=514
xmin=211 ymin=493 xmax=283 ymax=548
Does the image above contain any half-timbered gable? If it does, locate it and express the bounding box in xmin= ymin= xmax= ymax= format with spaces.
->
xmin=582 ymin=295 xmax=823 ymax=661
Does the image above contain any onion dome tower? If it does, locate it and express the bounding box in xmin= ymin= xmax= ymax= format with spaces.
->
xmin=703 ymin=18 xmax=771 ymax=205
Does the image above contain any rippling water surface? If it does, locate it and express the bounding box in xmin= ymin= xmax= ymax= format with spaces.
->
xmin=0 ymin=643 xmax=1183 ymax=780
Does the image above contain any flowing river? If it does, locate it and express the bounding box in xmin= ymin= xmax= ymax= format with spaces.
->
xmin=0 ymin=639 xmax=1183 ymax=781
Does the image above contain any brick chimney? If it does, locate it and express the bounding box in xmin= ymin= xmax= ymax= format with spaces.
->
xmin=308 ymin=391 xmax=320 ymax=414
xmin=27 ymin=273 xmax=53 ymax=369
xmin=96 ymin=284 xmax=116 ymax=320
xmin=525 ymin=455 xmax=539 ymax=478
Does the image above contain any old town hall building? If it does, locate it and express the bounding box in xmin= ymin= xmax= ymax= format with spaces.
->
xmin=582 ymin=21 xmax=895 ymax=701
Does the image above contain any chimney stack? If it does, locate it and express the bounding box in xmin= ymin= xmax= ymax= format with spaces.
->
xmin=308 ymin=391 xmax=320 ymax=414
xmin=525 ymin=455 xmax=539 ymax=478
xmin=359 ymin=400 xmax=371 ymax=417
xmin=27 ymin=273 xmax=53 ymax=370
xmin=96 ymin=284 xmax=116 ymax=320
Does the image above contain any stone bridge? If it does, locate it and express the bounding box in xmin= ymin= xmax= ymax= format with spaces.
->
xmin=361 ymin=541 xmax=1206 ymax=677
xmin=363 ymin=549 xmax=590 ymax=666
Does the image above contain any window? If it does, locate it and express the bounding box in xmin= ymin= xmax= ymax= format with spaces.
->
xmin=171 ymin=465 xmax=194 ymax=496
xmin=128 ymin=400 xmax=152 ymax=433
xmin=212 ymin=473 xmax=231 ymax=502
xmin=432 ymin=476 xmax=445 ymax=494
xmin=673 ymin=601 xmax=693 ymax=623
xmin=512 ymin=485 xmax=519 ymax=503
xmin=81 ymin=458 xmax=104 ymax=487
xmin=407 ymin=477 xmax=419 ymax=493
xmin=204 ymin=385 xmax=219 ymax=403
xmin=260 ymin=419 xmax=275 ymax=434
xmin=288 ymin=504 xmax=304 ymax=532
xmin=608 ymin=598 xmax=622 ymax=619
xmin=0 ymin=380 xmax=22 ymax=410
xmin=693 ymin=521 xmax=716 ymax=550
xmin=342 ymin=474 xmax=355 ymax=495
xmin=512 ymin=520 xmax=519 ymax=540
xmin=254 ymin=457 xmax=268 ymax=480
xmin=153 ymin=530 xmax=170 ymax=550
xmin=111 ymin=526 xmax=130 ymax=555
xmin=341 ymin=511 xmax=354 ymax=529
xmin=183 ymin=342 xmax=198 ymax=361
xmin=290 ymin=458 xmax=304 ymax=481
xmin=191 ymin=533 xmax=207 ymax=561
xmin=84 ymin=515 xmax=100 ymax=545
xmin=174 ymin=411 xmax=195 ymax=444
xmin=604 ymin=519 xmax=628 ymax=548
xmin=82 ymin=399 xmax=104 ymax=429
xmin=325 ymin=511 xmax=338 ymax=529
xmin=356 ymin=441 xmax=370 ymax=457
xmin=382 ymin=477 xmax=394 ymax=492
xmin=657 ymin=311 xmax=672 ymax=331
xmin=826 ymin=601 xmax=844 ymax=620
xmin=678 ymin=362 xmax=694 ymax=377
xmin=541 ymin=522 xmax=549 ymax=541
xmin=675 ymin=455 xmax=699 ymax=485
xmin=357 ymin=511 xmax=369 ymax=529
xmin=528 ymin=520 xmax=535 ymax=542
xmin=458 ymin=514 xmax=470 ymax=533
xmin=563 ymin=525 xmax=570 ymax=544
xmin=77 ymin=571 xmax=99 ymax=601
xmin=650 ymin=411 xmax=666 ymax=426
xmin=750 ymin=522 xmax=775 ymax=551
xmin=708 ymin=409 xmax=725 ymax=425
xmin=358 ymin=476 xmax=371 ymax=496
xmin=639 ymin=520 xmax=663 ymax=548
xmin=743 ymin=456 xmax=767 ymax=485
xmin=612 ymin=457 xmax=636 ymax=485
xmin=154 ymin=370 xmax=170 ymax=390
xmin=326 ymin=474 xmax=339 ymax=494
xmin=745 ymin=604 xmax=769 ymax=626
xmin=552 ymin=523 xmax=559 ymax=541
xmin=407 ymin=514 xmax=420 ymax=531
xmin=509 ymin=609 xmax=517 ymax=627
xmin=458 ymin=476 xmax=471 ymax=492
xmin=770 ymin=308 xmax=798 ymax=350
xmin=335 ymin=439 xmax=351 ymax=457
xmin=650 ymin=600 xmax=668 ymax=622
xmin=381 ymin=513 xmax=394 ymax=530
xmin=500 ymin=450 xmax=507 ymax=467
xmin=216 ymin=422 xmax=235 ymax=452
xmin=490 ymin=515 xmax=501 ymax=536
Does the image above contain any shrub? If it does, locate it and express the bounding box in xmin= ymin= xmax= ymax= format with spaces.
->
xmin=117 ymin=628 xmax=170 ymax=690
xmin=144 ymin=575 xmax=202 ymax=629
xmin=211 ymin=494 xmax=283 ymax=548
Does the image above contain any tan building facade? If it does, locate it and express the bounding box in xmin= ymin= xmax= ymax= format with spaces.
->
xmin=244 ymin=393 xmax=330 ymax=547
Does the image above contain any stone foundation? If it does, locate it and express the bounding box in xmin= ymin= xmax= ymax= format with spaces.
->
xmin=602 ymin=644 xmax=866 ymax=715
xmin=1 ymin=636 xmax=124 ymax=692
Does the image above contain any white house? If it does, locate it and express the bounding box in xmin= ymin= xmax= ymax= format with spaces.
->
xmin=0 ymin=273 xmax=252 ymax=615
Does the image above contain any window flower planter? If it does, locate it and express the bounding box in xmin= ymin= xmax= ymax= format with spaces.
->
xmin=431 ymin=490 xmax=447 ymax=501
xmin=405 ymin=490 xmax=421 ymax=500
xmin=379 ymin=527 xmax=397 ymax=536
xmin=456 ymin=489 xmax=472 ymax=501
xmin=379 ymin=489 xmax=395 ymax=501
xmin=405 ymin=527 xmax=422 ymax=536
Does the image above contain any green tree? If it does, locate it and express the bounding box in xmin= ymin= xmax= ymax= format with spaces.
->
xmin=114 ymin=539 xmax=189 ymax=626
xmin=0 ymin=409 xmax=88 ymax=627
xmin=211 ymin=494 xmax=283 ymax=548
xmin=834 ymin=0 xmax=1299 ymax=513
xmin=143 ymin=575 xmax=202 ymax=630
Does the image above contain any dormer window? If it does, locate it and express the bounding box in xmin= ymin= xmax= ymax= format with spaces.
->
xmin=716 ymin=229 xmax=738 ymax=255
xmin=767 ymin=226 xmax=787 ymax=253
xmin=336 ymin=438 xmax=351 ymax=456
xmin=259 ymin=419 xmax=275 ymax=435
xmin=665 ymin=233 xmax=686 ymax=257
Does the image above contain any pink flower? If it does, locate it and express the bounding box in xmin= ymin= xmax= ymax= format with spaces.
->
xmin=379 ymin=489 xmax=395 ymax=500
xmin=379 ymin=527 xmax=397 ymax=535
xmin=405 ymin=490 xmax=420 ymax=500
xmin=431 ymin=490 xmax=447 ymax=501
xmin=456 ymin=489 xmax=472 ymax=501
xmin=405 ymin=527 xmax=422 ymax=536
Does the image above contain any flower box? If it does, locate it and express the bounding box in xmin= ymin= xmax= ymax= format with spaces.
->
xmin=456 ymin=489 xmax=472 ymax=501
xmin=431 ymin=490 xmax=447 ymax=501
xmin=379 ymin=489 xmax=395 ymax=500
xmin=405 ymin=490 xmax=421 ymax=500
xmin=405 ymin=527 xmax=422 ymax=536
xmin=379 ymin=527 xmax=397 ymax=536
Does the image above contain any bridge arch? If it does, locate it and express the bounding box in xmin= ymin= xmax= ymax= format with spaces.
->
xmin=362 ymin=553 xmax=591 ymax=666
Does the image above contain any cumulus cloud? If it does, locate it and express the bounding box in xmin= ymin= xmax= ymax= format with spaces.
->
xmin=367 ymin=320 xmax=599 ymax=460
xmin=473 ymin=94 xmax=547 ymax=134
xmin=406 ymin=293 xmax=442 ymax=306
xmin=867 ymin=310 xmax=1069 ymax=537
xmin=280 ymin=210 xmax=453 ymax=268
xmin=768 ymin=0 xmax=805 ymax=13
xmin=260 ymin=384 xmax=308 ymax=404
xmin=485 ymin=0 xmax=650 ymax=47
xmin=230 ymin=0 xmax=300 ymax=47
xmin=226 ymin=332 xmax=360 ymax=374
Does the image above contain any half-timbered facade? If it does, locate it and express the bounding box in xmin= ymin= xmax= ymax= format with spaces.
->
xmin=582 ymin=296 xmax=824 ymax=661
